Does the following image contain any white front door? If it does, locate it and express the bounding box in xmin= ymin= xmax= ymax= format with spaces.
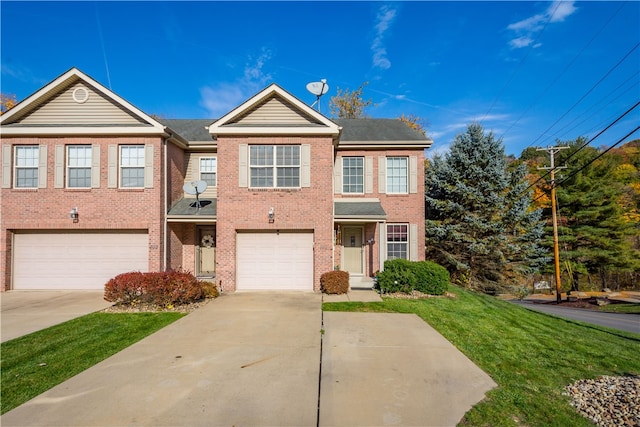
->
xmin=342 ymin=226 xmax=363 ymax=275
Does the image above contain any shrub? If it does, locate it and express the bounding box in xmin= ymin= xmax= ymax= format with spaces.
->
xmin=104 ymin=271 xmax=209 ymax=307
xmin=200 ymin=281 xmax=219 ymax=299
xmin=412 ymin=261 xmax=449 ymax=295
xmin=376 ymin=259 xmax=416 ymax=293
xmin=321 ymin=270 xmax=350 ymax=294
xmin=376 ymin=259 xmax=449 ymax=295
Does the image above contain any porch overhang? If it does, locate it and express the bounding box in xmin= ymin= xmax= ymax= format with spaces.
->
xmin=167 ymin=198 xmax=217 ymax=223
xmin=334 ymin=199 xmax=387 ymax=222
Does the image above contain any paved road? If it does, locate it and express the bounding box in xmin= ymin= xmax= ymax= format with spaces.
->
xmin=513 ymin=301 xmax=640 ymax=334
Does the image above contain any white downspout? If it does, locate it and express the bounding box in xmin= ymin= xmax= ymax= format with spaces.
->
xmin=163 ymin=136 xmax=169 ymax=271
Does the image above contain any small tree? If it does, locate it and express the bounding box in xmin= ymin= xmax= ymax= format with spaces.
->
xmin=329 ymin=82 xmax=372 ymax=118
xmin=0 ymin=93 xmax=17 ymax=115
xmin=398 ymin=114 xmax=428 ymax=136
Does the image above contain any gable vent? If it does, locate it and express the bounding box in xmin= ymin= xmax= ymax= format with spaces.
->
xmin=72 ymin=86 xmax=89 ymax=104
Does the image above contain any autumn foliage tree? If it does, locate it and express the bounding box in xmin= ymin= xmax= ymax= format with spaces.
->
xmin=329 ymin=82 xmax=373 ymax=119
xmin=0 ymin=93 xmax=17 ymax=115
xmin=398 ymin=114 xmax=428 ymax=137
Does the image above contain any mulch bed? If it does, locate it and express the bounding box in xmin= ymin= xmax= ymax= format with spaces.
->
xmin=102 ymin=298 xmax=214 ymax=314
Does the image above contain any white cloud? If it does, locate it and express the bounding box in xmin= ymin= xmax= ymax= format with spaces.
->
xmin=371 ymin=5 xmax=397 ymax=70
xmin=200 ymin=49 xmax=273 ymax=117
xmin=548 ymin=1 xmax=577 ymax=22
xmin=506 ymin=1 xmax=577 ymax=49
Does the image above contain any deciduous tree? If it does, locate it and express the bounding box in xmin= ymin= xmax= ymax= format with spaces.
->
xmin=0 ymin=93 xmax=17 ymax=115
xmin=328 ymin=82 xmax=372 ymax=119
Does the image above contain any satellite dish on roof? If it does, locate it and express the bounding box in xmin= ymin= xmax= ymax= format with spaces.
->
xmin=183 ymin=180 xmax=208 ymax=209
xmin=306 ymin=79 xmax=328 ymax=112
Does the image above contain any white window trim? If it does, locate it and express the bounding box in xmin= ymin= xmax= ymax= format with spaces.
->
xmin=66 ymin=145 xmax=92 ymax=189
xmin=14 ymin=145 xmax=39 ymax=189
xmin=249 ymin=145 xmax=301 ymax=189
xmin=386 ymin=156 xmax=409 ymax=194
xmin=386 ymin=223 xmax=409 ymax=260
xmin=199 ymin=156 xmax=217 ymax=187
xmin=342 ymin=156 xmax=365 ymax=195
xmin=119 ymin=145 xmax=145 ymax=189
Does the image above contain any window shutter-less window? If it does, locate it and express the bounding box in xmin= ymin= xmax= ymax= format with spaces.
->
xmin=409 ymin=223 xmax=418 ymax=261
xmin=238 ymin=144 xmax=248 ymax=187
xmin=38 ymin=145 xmax=47 ymax=188
xmin=378 ymin=157 xmax=386 ymax=194
xmin=108 ymin=144 xmax=117 ymax=188
xmin=54 ymin=145 xmax=64 ymax=188
xmin=301 ymin=144 xmax=311 ymax=188
xmin=91 ymin=145 xmax=100 ymax=188
xmin=365 ymin=156 xmax=373 ymax=193
xmin=1 ymin=144 xmax=11 ymax=188
xmin=144 ymin=144 xmax=154 ymax=188
xmin=409 ymin=156 xmax=418 ymax=194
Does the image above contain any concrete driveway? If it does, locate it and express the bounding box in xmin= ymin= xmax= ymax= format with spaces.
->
xmin=1 ymin=291 xmax=496 ymax=427
xmin=1 ymin=291 xmax=112 ymax=343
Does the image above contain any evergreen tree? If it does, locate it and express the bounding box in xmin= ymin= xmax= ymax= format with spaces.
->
xmin=553 ymin=139 xmax=640 ymax=289
xmin=425 ymin=123 xmax=545 ymax=292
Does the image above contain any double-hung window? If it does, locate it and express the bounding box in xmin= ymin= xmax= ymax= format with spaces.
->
xmin=387 ymin=224 xmax=408 ymax=260
xmin=67 ymin=145 xmax=92 ymax=188
xmin=250 ymin=145 xmax=300 ymax=188
xmin=14 ymin=146 xmax=39 ymax=188
xmin=386 ymin=157 xmax=408 ymax=194
xmin=120 ymin=145 xmax=145 ymax=188
xmin=342 ymin=157 xmax=364 ymax=194
xmin=200 ymin=157 xmax=217 ymax=187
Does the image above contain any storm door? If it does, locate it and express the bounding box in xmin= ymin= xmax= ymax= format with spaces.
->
xmin=197 ymin=226 xmax=216 ymax=276
xmin=342 ymin=226 xmax=364 ymax=275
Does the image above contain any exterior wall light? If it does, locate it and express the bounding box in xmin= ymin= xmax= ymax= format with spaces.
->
xmin=268 ymin=207 xmax=275 ymax=223
xmin=69 ymin=207 xmax=79 ymax=223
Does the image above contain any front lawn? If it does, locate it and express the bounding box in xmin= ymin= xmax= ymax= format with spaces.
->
xmin=599 ymin=303 xmax=640 ymax=314
xmin=1 ymin=312 xmax=184 ymax=414
xmin=323 ymin=286 xmax=640 ymax=427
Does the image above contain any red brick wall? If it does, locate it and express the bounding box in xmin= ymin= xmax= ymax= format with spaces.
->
xmin=216 ymin=135 xmax=334 ymax=292
xmin=334 ymin=148 xmax=426 ymax=269
xmin=1 ymin=136 xmax=165 ymax=290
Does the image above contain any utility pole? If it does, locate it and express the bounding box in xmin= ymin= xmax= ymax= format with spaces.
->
xmin=538 ymin=146 xmax=568 ymax=304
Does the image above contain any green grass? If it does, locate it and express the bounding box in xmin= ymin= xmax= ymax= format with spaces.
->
xmin=323 ymin=287 xmax=640 ymax=427
xmin=598 ymin=303 xmax=640 ymax=314
xmin=1 ymin=312 xmax=184 ymax=414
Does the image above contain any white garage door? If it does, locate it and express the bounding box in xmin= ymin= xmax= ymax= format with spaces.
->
xmin=236 ymin=232 xmax=313 ymax=291
xmin=13 ymin=232 xmax=149 ymax=290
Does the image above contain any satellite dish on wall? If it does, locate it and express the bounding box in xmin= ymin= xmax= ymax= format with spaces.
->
xmin=306 ymin=79 xmax=328 ymax=112
xmin=183 ymin=180 xmax=208 ymax=209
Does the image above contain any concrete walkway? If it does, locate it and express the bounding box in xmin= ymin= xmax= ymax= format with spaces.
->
xmin=1 ymin=291 xmax=496 ymax=427
xmin=1 ymin=291 xmax=112 ymax=343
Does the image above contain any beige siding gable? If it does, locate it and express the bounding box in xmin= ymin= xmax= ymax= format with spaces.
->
xmin=185 ymin=152 xmax=218 ymax=198
xmin=17 ymin=82 xmax=147 ymax=126
xmin=230 ymin=96 xmax=323 ymax=126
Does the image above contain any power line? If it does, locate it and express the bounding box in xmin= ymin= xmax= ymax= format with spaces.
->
xmin=520 ymin=100 xmax=640 ymax=197
xmin=499 ymin=1 xmax=626 ymax=143
xmin=555 ymin=125 xmax=640 ymax=188
xmin=531 ymin=125 xmax=640 ymax=204
xmin=528 ymin=42 xmax=639 ymax=148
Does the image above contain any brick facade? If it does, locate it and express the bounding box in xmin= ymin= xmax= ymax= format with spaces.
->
xmin=216 ymin=136 xmax=334 ymax=292
xmin=1 ymin=136 xmax=165 ymax=290
xmin=0 ymin=69 xmax=431 ymax=292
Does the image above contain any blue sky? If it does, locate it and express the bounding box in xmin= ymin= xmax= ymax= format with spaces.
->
xmin=1 ymin=1 xmax=638 ymax=156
